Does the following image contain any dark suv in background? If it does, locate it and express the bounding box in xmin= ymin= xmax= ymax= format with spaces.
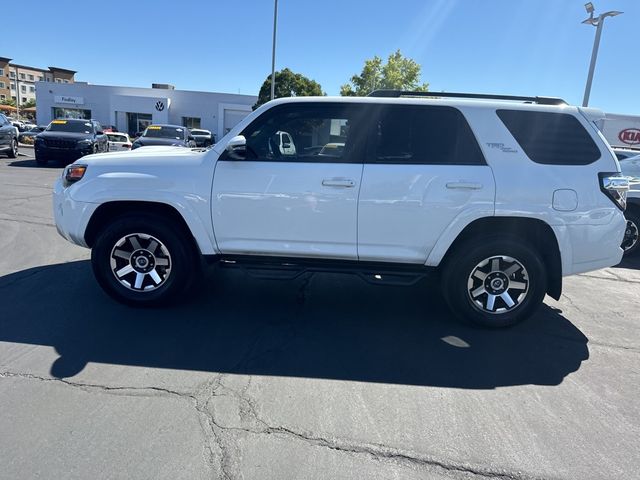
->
xmin=0 ymin=113 xmax=19 ymax=158
xmin=35 ymin=119 xmax=108 ymax=166
xmin=131 ymin=124 xmax=196 ymax=149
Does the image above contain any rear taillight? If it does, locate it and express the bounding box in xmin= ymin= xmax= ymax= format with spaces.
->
xmin=599 ymin=172 xmax=629 ymax=211
xmin=123 ymin=143 xmax=131 ymax=148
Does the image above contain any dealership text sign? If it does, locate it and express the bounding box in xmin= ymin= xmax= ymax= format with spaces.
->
xmin=619 ymin=128 xmax=640 ymax=146
xmin=54 ymin=96 xmax=85 ymax=105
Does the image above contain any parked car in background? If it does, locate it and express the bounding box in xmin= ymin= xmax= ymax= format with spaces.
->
xmin=34 ymin=119 xmax=109 ymax=166
xmin=106 ymin=132 xmax=132 ymax=151
xmin=131 ymin=124 xmax=196 ymax=150
xmin=18 ymin=125 xmax=46 ymax=143
xmin=612 ymin=147 xmax=640 ymax=161
xmin=619 ymin=155 xmax=640 ymax=256
xmin=7 ymin=117 xmax=25 ymax=132
xmin=188 ymin=128 xmax=214 ymax=147
xmin=0 ymin=113 xmax=19 ymax=158
xmin=22 ymin=120 xmax=37 ymax=131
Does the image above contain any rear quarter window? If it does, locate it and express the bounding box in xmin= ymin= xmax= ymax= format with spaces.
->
xmin=497 ymin=110 xmax=601 ymax=165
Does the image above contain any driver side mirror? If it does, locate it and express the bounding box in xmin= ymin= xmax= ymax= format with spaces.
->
xmin=225 ymin=135 xmax=246 ymax=160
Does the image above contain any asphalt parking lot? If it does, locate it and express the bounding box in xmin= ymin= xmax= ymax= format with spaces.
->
xmin=0 ymin=147 xmax=639 ymax=480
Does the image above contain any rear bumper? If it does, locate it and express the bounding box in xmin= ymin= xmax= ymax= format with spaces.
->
xmin=553 ymin=212 xmax=626 ymax=276
xmin=53 ymin=178 xmax=99 ymax=248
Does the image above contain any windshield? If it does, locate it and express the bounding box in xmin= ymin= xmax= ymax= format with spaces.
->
xmin=142 ymin=126 xmax=184 ymax=139
xmin=46 ymin=120 xmax=93 ymax=134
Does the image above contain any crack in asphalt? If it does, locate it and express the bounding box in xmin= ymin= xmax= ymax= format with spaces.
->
xmin=1 ymin=370 xmax=550 ymax=480
xmin=0 ymin=370 xmax=228 ymax=479
xmin=207 ymin=380 xmax=547 ymax=480
xmin=0 ymin=215 xmax=56 ymax=227
xmin=576 ymin=272 xmax=640 ymax=285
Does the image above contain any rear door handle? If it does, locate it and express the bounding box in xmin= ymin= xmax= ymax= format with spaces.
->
xmin=322 ymin=178 xmax=356 ymax=188
xmin=446 ymin=182 xmax=483 ymax=190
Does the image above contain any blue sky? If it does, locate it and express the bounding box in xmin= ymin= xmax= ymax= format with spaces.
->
xmin=3 ymin=0 xmax=637 ymax=113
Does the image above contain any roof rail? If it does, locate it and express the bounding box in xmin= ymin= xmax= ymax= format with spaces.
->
xmin=367 ymin=89 xmax=567 ymax=106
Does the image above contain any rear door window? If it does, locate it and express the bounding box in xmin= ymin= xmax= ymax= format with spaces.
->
xmin=497 ymin=110 xmax=601 ymax=165
xmin=372 ymin=105 xmax=486 ymax=165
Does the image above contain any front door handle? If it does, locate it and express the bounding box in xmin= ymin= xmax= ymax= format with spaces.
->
xmin=446 ymin=182 xmax=483 ymax=190
xmin=322 ymin=178 xmax=356 ymax=188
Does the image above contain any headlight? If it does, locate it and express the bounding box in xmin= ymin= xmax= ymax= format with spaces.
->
xmin=77 ymin=139 xmax=93 ymax=145
xmin=63 ymin=164 xmax=87 ymax=187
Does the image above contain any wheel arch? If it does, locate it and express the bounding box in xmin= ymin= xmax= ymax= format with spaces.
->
xmin=439 ymin=216 xmax=563 ymax=300
xmin=84 ymin=201 xmax=203 ymax=256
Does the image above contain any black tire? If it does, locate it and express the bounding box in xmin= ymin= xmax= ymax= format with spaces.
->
xmin=35 ymin=153 xmax=47 ymax=166
xmin=441 ymin=236 xmax=547 ymax=328
xmin=622 ymin=208 xmax=640 ymax=256
xmin=91 ymin=213 xmax=201 ymax=306
xmin=8 ymin=138 xmax=18 ymax=158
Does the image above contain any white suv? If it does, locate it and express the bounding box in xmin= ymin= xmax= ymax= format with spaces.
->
xmin=53 ymin=91 xmax=629 ymax=327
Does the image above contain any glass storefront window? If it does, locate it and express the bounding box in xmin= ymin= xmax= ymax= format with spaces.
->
xmin=52 ymin=107 xmax=91 ymax=120
xmin=126 ymin=112 xmax=152 ymax=136
xmin=182 ymin=117 xmax=201 ymax=129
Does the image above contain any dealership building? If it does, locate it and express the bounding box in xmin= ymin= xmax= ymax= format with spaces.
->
xmin=35 ymin=82 xmax=257 ymax=141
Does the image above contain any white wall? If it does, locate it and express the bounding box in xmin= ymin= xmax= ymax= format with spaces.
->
xmin=36 ymin=83 xmax=256 ymax=140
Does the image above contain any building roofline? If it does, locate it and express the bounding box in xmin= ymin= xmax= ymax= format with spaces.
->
xmin=0 ymin=57 xmax=12 ymax=63
xmin=9 ymin=63 xmax=49 ymax=73
xmin=48 ymin=81 xmax=257 ymax=99
xmin=48 ymin=66 xmax=77 ymax=74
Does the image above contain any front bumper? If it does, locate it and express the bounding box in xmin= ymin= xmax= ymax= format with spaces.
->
xmin=36 ymin=143 xmax=94 ymax=161
xmin=53 ymin=178 xmax=99 ymax=248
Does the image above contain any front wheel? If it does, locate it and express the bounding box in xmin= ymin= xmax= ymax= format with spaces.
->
xmin=441 ymin=237 xmax=547 ymax=328
xmin=91 ymin=214 xmax=200 ymax=306
xmin=8 ymin=138 xmax=18 ymax=158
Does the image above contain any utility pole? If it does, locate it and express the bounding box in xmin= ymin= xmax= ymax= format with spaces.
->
xmin=270 ymin=0 xmax=278 ymax=101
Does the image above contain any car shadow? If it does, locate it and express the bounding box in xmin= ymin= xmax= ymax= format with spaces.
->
xmin=7 ymin=159 xmax=64 ymax=168
xmin=0 ymin=260 xmax=589 ymax=388
xmin=616 ymin=255 xmax=640 ymax=270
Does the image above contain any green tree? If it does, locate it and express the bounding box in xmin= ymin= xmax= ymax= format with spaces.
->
xmin=340 ymin=50 xmax=429 ymax=96
xmin=21 ymin=99 xmax=36 ymax=109
xmin=0 ymin=98 xmax=16 ymax=107
xmin=254 ymin=68 xmax=324 ymax=110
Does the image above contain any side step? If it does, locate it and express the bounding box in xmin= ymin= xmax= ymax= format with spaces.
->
xmin=211 ymin=255 xmax=436 ymax=286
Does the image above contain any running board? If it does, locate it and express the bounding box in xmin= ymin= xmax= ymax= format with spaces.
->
xmin=211 ymin=255 xmax=435 ymax=286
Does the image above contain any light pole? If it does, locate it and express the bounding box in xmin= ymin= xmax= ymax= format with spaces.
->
xmin=581 ymin=2 xmax=623 ymax=107
xmin=270 ymin=0 xmax=278 ymax=101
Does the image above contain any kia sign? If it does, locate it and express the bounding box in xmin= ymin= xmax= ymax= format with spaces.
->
xmin=619 ymin=128 xmax=640 ymax=146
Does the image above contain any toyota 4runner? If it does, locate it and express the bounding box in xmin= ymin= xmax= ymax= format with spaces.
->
xmin=53 ymin=91 xmax=630 ymax=327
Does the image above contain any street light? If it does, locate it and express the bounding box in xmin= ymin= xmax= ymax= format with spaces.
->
xmin=270 ymin=0 xmax=279 ymax=101
xmin=581 ymin=3 xmax=623 ymax=107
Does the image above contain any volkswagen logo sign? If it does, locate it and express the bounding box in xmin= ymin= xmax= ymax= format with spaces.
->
xmin=155 ymin=101 xmax=165 ymax=112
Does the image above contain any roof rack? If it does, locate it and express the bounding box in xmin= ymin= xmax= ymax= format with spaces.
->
xmin=367 ymin=89 xmax=567 ymax=106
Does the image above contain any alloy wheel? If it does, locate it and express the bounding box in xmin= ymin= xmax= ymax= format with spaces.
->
xmin=467 ymin=255 xmax=529 ymax=314
xmin=109 ymin=233 xmax=172 ymax=292
xmin=622 ymin=219 xmax=639 ymax=252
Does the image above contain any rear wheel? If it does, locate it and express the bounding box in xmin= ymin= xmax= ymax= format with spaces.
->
xmin=441 ymin=237 xmax=547 ymax=328
xmin=91 ymin=214 xmax=200 ymax=306
xmin=622 ymin=209 xmax=640 ymax=256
